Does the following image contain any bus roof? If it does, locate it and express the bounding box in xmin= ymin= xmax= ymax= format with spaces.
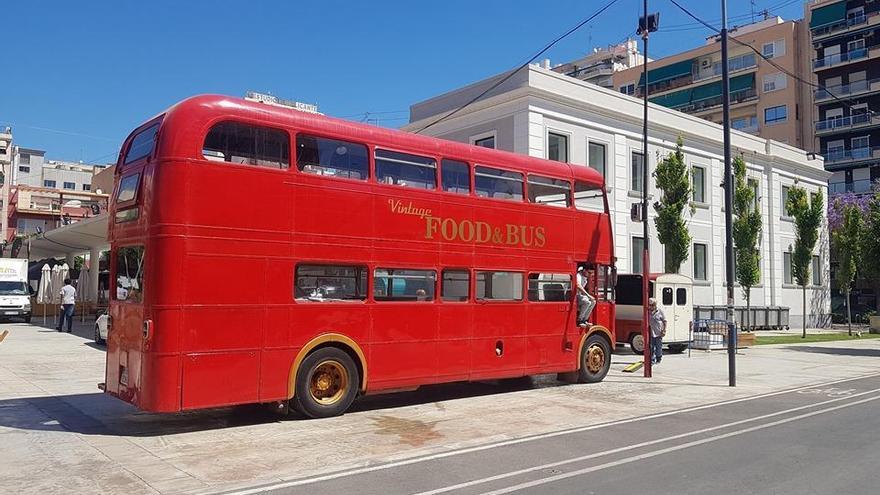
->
xmin=150 ymin=94 xmax=604 ymax=186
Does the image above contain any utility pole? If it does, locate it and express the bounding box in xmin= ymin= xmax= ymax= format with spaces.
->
xmin=721 ymin=0 xmax=737 ymax=387
xmin=638 ymin=2 xmax=658 ymax=377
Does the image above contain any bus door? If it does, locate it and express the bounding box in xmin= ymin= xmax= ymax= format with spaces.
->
xmin=471 ymin=271 xmax=527 ymax=378
xmin=105 ymin=245 xmax=147 ymax=405
xmin=525 ymin=273 xmax=574 ymax=371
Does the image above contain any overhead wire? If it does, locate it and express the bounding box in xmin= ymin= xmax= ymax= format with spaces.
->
xmin=411 ymin=0 xmax=623 ymax=134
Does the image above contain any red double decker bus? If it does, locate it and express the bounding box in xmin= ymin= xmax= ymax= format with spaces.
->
xmin=103 ymin=95 xmax=617 ymax=418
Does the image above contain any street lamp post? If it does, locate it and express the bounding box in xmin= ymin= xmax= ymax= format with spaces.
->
xmin=720 ymin=0 xmax=737 ymax=387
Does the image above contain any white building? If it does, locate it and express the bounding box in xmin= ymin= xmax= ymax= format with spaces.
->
xmin=551 ymin=39 xmax=646 ymax=89
xmin=404 ymin=64 xmax=831 ymax=327
xmin=11 ymin=146 xmax=107 ymax=192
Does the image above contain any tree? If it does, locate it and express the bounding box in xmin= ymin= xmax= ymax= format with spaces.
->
xmin=833 ymin=205 xmax=862 ymax=335
xmin=861 ymin=191 xmax=880 ymax=313
xmin=653 ymin=136 xmax=692 ymax=273
xmin=786 ymin=186 xmax=824 ymax=338
xmin=732 ymin=156 xmax=761 ymax=331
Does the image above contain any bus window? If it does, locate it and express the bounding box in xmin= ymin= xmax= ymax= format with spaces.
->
xmin=574 ymin=181 xmax=606 ymax=213
xmin=374 ymin=269 xmax=436 ymax=301
xmin=116 ymin=174 xmax=140 ymax=203
xmin=123 ymin=124 xmax=159 ymax=165
xmin=475 ymin=166 xmax=523 ymax=201
xmin=441 ymin=159 xmax=470 ymax=194
xmin=527 ymin=273 xmax=571 ymax=302
xmin=676 ymin=288 xmax=687 ymax=306
xmin=528 ymin=175 xmax=571 ymax=208
xmin=662 ymin=287 xmax=673 ymax=306
xmin=295 ymin=265 xmax=367 ymax=301
xmin=476 ymin=271 xmax=522 ymax=301
xmin=441 ymin=269 xmax=469 ymax=301
xmin=203 ymin=121 xmax=290 ymax=169
xmin=296 ymin=135 xmax=368 ymax=179
xmin=375 ymin=149 xmax=436 ymax=190
xmin=115 ymin=246 xmax=145 ymax=303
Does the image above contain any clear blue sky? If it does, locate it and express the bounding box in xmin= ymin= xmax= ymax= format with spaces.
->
xmin=3 ymin=0 xmax=805 ymax=163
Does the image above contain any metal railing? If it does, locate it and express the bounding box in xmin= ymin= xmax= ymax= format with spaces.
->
xmin=815 ymin=113 xmax=880 ymax=132
xmin=692 ymin=54 xmax=757 ymax=82
xmin=829 ymin=179 xmax=874 ymax=194
xmin=824 ymin=146 xmax=880 ymax=164
xmin=811 ymin=12 xmax=877 ymax=39
xmin=676 ymin=88 xmax=757 ymax=113
xmin=813 ymin=47 xmax=869 ymax=69
xmin=815 ymin=78 xmax=880 ymax=101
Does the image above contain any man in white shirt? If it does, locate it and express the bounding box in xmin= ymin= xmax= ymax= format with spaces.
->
xmin=56 ymin=278 xmax=76 ymax=333
xmin=576 ymin=265 xmax=596 ymax=327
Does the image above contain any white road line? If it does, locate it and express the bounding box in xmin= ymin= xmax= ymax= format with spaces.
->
xmin=478 ymin=394 xmax=880 ymax=495
xmin=412 ymin=387 xmax=880 ymax=495
xmin=219 ymin=372 xmax=880 ymax=495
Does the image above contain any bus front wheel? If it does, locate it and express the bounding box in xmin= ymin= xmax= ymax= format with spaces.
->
xmin=578 ymin=334 xmax=611 ymax=383
xmin=293 ymin=347 xmax=360 ymax=419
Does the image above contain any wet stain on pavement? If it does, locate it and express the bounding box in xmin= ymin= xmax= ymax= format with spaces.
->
xmin=371 ymin=415 xmax=443 ymax=446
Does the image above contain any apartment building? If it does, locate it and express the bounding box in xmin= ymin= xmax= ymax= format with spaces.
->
xmin=11 ymin=147 xmax=107 ymax=192
xmin=807 ymin=0 xmax=880 ymax=195
xmin=551 ymin=40 xmax=645 ymax=89
xmin=403 ymin=64 xmax=830 ymax=327
xmin=0 ymin=127 xmax=12 ymax=241
xmin=612 ymin=17 xmax=811 ymax=149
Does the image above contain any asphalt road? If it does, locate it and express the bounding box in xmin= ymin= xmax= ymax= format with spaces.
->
xmin=220 ymin=374 xmax=880 ymax=495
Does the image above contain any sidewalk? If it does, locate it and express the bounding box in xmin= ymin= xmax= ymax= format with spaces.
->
xmin=0 ymin=320 xmax=878 ymax=494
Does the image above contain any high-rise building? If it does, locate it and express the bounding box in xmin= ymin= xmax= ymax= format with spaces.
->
xmin=551 ymin=40 xmax=645 ymax=89
xmin=806 ymin=0 xmax=880 ymax=196
xmin=611 ymin=17 xmax=812 ymax=149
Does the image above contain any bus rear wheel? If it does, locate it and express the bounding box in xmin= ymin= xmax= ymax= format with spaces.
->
xmin=293 ymin=347 xmax=359 ymax=419
xmin=629 ymin=333 xmax=644 ymax=355
xmin=578 ymin=334 xmax=611 ymax=383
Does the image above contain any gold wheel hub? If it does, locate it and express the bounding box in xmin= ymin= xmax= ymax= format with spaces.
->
xmin=586 ymin=344 xmax=606 ymax=374
xmin=309 ymin=360 xmax=349 ymax=406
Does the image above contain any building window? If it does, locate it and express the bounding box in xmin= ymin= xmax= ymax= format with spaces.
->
xmin=692 ymin=166 xmax=706 ymax=203
xmin=619 ymin=84 xmax=636 ymax=96
xmin=82 ymin=184 xmax=91 ymax=191
xmin=852 ymin=136 xmax=870 ymax=153
xmin=547 ymin=132 xmax=569 ymax=163
xmin=588 ymin=142 xmax=606 ymax=177
xmin=374 ymin=268 xmax=436 ymax=301
xmin=764 ymin=105 xmax=787 ymax=125
xmin=43 ymin=180 xmax=56 ymax=188
xmin=632 ymin=236 xmax=645 ymax=273
xmin=375 ymin=149 xmax=437 ymax=190
xmin=203 ymin=121 xmax=290 ymax=169
xmin=812 ymin=255 xmax=821 ymax=286
xmin=748 ymin=178 xmax=759 ymax=210
xmin=731 ymin=116 xmax=758 ymax=131
xmin=694 ymin=243 xmax=707 ymax=281
xmin=763 ymin=73 xmax=787 ymax=93
xmin=762 ymin=40 xmax=784 ymax=59
xmin=63 ymin=182 xmax=76 ymax=190
xmin=19 ymin=154 xmax=31 ymax=165
xmin=295 ymin=135 xmax=368 ymax=180
xmin=18 ymin=166 xmax=30 ymax=173
xmin=473 ymin=135 xmax=495 ymax=149
xmin=475 ymin=271 xmax=522 ymax=300
xmin=848 ymin=38 xmax=866 ymax=53
xmin=631 ymin=151 xmax=645 ymax=193
xmin=783 ymin=252 xmax=792 ymax=285
xmin=781 ymin=185 xmax=790 ymax=216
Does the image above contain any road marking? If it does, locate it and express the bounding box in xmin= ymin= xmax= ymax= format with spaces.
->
xmin=217 ymin=372 xmax=880 ymax=495
xmin=476 ymin=393 xmax=880 ymax=495
xmin=412 ymin=387 xmax=880 ymax=495
xmin=796 ymin=387 xmax=857 ymax=397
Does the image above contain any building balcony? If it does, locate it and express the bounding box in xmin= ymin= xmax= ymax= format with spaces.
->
xmin=571 ymin=65 xmax=614 ymax=80
xmin=815 ymin=112 xmax=880 ymax=134
xmin=685 ymin=88 xmax=758 ymax=115
xmin=692 ymin=54 xmax=757 ymax=83
xmin=824 ymin=146 xmax=880 ymax=166
xmin=829 ymin=179 xmax=875 ymax=195
xmin=815 ymin=78 xmax=880 ymax=101
xmin=813 ymin=47 xmax=872 ymax=70
xmin=811 ymin=11 xmax=880 ymax=41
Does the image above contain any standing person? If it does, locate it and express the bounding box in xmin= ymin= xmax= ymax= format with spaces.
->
xmin=56 ymin=278 xmax=76 ymax=333
xmin=576 ymin=265 xmax=596 ymax=327
xmin=648 ymin=298 xmax=666 ymax=364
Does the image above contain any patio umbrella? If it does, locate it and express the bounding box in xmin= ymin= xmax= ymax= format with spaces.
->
xmin=76 ymin=265 xmax=91 ymax=322
xmin=37 ymin=264 xmax=51 ymax=324
xmin=50 ymin=264 xmax=62 ymax=304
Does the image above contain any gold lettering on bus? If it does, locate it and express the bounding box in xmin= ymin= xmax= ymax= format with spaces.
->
xmin=420 ymin=212 xmax=545 ymax=248
xmin=388 ymin=199 xmax=433 ymax=219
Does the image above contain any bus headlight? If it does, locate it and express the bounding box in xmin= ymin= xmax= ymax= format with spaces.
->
xmin=23 ymin=303 xmax=31 ymax=311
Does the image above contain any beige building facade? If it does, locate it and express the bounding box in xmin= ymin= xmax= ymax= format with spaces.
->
xmin=612 ymin=17 xmax=812 ymax=149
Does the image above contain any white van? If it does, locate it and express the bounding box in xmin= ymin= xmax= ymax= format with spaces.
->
xmin=615 ymin=273 xmax=693 ymax=354
xmin=0 ymin=259 xmax=32 ymax=323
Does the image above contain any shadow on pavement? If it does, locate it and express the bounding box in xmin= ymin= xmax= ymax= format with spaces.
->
xmin=783 ymin=345 xmax=880 ymax=358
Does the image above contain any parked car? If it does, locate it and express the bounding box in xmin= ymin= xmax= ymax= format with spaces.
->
xmin=95 ymin=312 xmax=109 ymax=345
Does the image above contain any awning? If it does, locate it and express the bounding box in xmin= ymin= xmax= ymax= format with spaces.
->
xmin=691 ymin=80 xmax=723 ymax=102
xmin=638 ymin=59 xmax=694 ymax=86
xmin=730 ymin=73 xmax=755 ymax=92
xmin=25 ymin=213 xmax=109 ymax=260
xmin=650 ymin=88 xmax=693 ymax=108
xmin=810 ymin=1 xmax=846 ymax=29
